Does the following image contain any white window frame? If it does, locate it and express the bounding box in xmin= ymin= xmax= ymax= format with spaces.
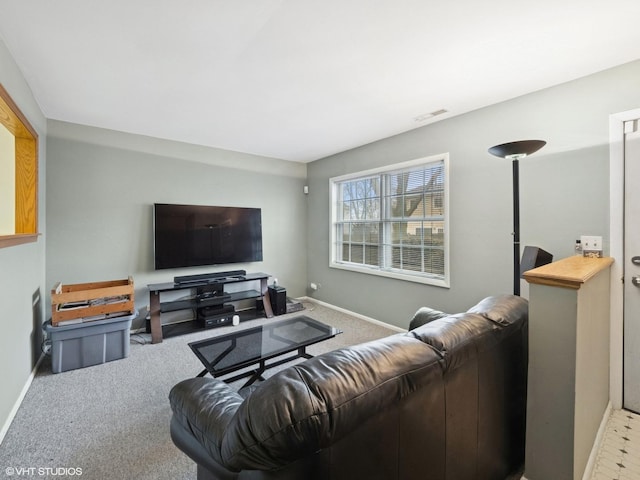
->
xmin=330 ymin=153 xmax=450 ymax=288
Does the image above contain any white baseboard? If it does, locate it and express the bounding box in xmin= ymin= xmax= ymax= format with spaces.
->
xmin=0 ymin=353 xmax=44 ymax=445
xmin=298 ymin=296 xmax=406 ymax=333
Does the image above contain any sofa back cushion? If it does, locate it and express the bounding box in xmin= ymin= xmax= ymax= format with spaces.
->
xmin=220 ymin=334 xmax=442 ymax=470
xmin=466 ymin=294 xmax=528 ymax=326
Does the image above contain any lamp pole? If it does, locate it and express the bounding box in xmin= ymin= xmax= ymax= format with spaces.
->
xmin=488 ymin=140 xmax=546 ymax=296
xmin=512 ymin=157 xmax=520 ymax=295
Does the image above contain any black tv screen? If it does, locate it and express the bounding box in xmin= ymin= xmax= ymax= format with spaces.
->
xmin=153 ymin=203 xmax=263 ymax=270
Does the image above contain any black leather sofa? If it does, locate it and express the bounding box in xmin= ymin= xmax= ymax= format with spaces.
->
xmin=169 ymin=294 xmax=528 ymax=480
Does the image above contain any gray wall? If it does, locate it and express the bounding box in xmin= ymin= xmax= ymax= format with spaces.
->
xmin=307 ymin=60 xmax=640 ymax=328
xmin=3 ymin=31 xmax=639 ymax=439
xmin=46 ymin=122 xmax=307 ymax=330
xmin=0 ymin=38 xmax=47 ymax=435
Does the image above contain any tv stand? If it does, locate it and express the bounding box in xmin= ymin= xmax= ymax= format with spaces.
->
xmin=147 ymin=271 xmax=273 ymax=344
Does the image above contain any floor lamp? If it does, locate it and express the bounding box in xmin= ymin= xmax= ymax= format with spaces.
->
xmin=488 ymin=140 xmax=546 ymax=296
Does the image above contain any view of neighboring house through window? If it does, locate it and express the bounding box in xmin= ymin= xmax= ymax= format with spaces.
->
xmin=330 ymin=154 xmax=449 ymax=287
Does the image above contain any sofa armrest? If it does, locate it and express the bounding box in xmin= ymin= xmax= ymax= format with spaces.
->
xmin=409 ymin=307 xmax=449 ymax=330
xmin=170 ymin=416 xmax=239 ymax=480
xmin=169 ymin=377 xmax=244 ymax=463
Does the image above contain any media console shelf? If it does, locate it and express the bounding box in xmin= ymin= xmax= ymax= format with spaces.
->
xmin=147 ymin=271 xmax=273 ymax=344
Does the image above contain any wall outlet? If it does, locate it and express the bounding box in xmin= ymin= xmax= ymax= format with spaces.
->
xmin=581 ymin=235 xmax=603 ymax=252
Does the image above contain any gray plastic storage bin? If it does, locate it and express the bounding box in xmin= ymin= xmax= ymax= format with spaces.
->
xmin=44 ymin=312 xmax=135 ymax=373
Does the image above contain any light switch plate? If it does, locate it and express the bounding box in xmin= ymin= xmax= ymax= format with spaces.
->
xmin=581 ymin=235 xmax=603 ymax=252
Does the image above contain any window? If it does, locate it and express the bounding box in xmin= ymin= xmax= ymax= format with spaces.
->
xmin=0 ymin=83 xmax=39 ymax=248
xmin=330 ymin=154 xmax=449 ymax=287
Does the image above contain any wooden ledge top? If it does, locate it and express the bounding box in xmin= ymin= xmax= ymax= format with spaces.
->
xmin=523 ymin=256 xmax=614 ymax=289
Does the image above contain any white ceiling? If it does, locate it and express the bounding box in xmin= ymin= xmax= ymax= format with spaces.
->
xmin=0 ymin=1 xmax=639 ymax=163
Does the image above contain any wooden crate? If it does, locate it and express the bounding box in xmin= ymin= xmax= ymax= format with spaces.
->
xmin=51 ymin=277 xmax=135 ymax=326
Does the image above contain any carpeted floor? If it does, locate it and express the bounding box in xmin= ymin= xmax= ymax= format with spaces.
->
xmin=0 ymin=301 xmax=400 ymax=480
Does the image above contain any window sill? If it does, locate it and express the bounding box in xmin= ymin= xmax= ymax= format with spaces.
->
xmin=330 ymin=262 xmax=450 ymax=288
xmin=0 ymin=233 xmax=39 ymax=249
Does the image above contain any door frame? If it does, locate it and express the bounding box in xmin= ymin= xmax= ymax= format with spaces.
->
xmin=609 ymin=107 xmax=640 ymax=409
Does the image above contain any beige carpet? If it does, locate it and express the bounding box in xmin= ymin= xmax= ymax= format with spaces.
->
xmin=0 ymin=301 xmax=400 ymax=480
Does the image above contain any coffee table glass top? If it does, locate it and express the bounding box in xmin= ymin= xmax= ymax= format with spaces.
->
xmin=189 ymin=315 xmax=342 ymax=376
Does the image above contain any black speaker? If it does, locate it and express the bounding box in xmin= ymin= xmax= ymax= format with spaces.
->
xmin=268 ymin=286 xmax=287 ymax=316
xmin=174 ymin=270 xmax=246 ymax=285
xmin=520 ymin=246 xmax=553 ymax=277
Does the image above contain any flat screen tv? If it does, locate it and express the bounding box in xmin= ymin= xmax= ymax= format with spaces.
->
xmin=153 ymin=203 xmax=263 ymax=270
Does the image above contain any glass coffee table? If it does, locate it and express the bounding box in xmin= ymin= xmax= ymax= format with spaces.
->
xmin=189 ymin=315 xmax=342 ymax=387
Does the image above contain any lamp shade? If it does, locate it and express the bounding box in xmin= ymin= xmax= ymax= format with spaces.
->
xmin=488 ymin=140 xmax=546 ymax=159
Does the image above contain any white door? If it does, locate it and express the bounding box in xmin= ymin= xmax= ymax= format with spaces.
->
xmin=624 ymin=119 xmax=640 ymax=413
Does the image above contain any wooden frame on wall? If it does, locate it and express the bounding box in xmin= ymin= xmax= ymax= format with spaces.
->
xmin=0 ymin=83 xmax=39 ymax=248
